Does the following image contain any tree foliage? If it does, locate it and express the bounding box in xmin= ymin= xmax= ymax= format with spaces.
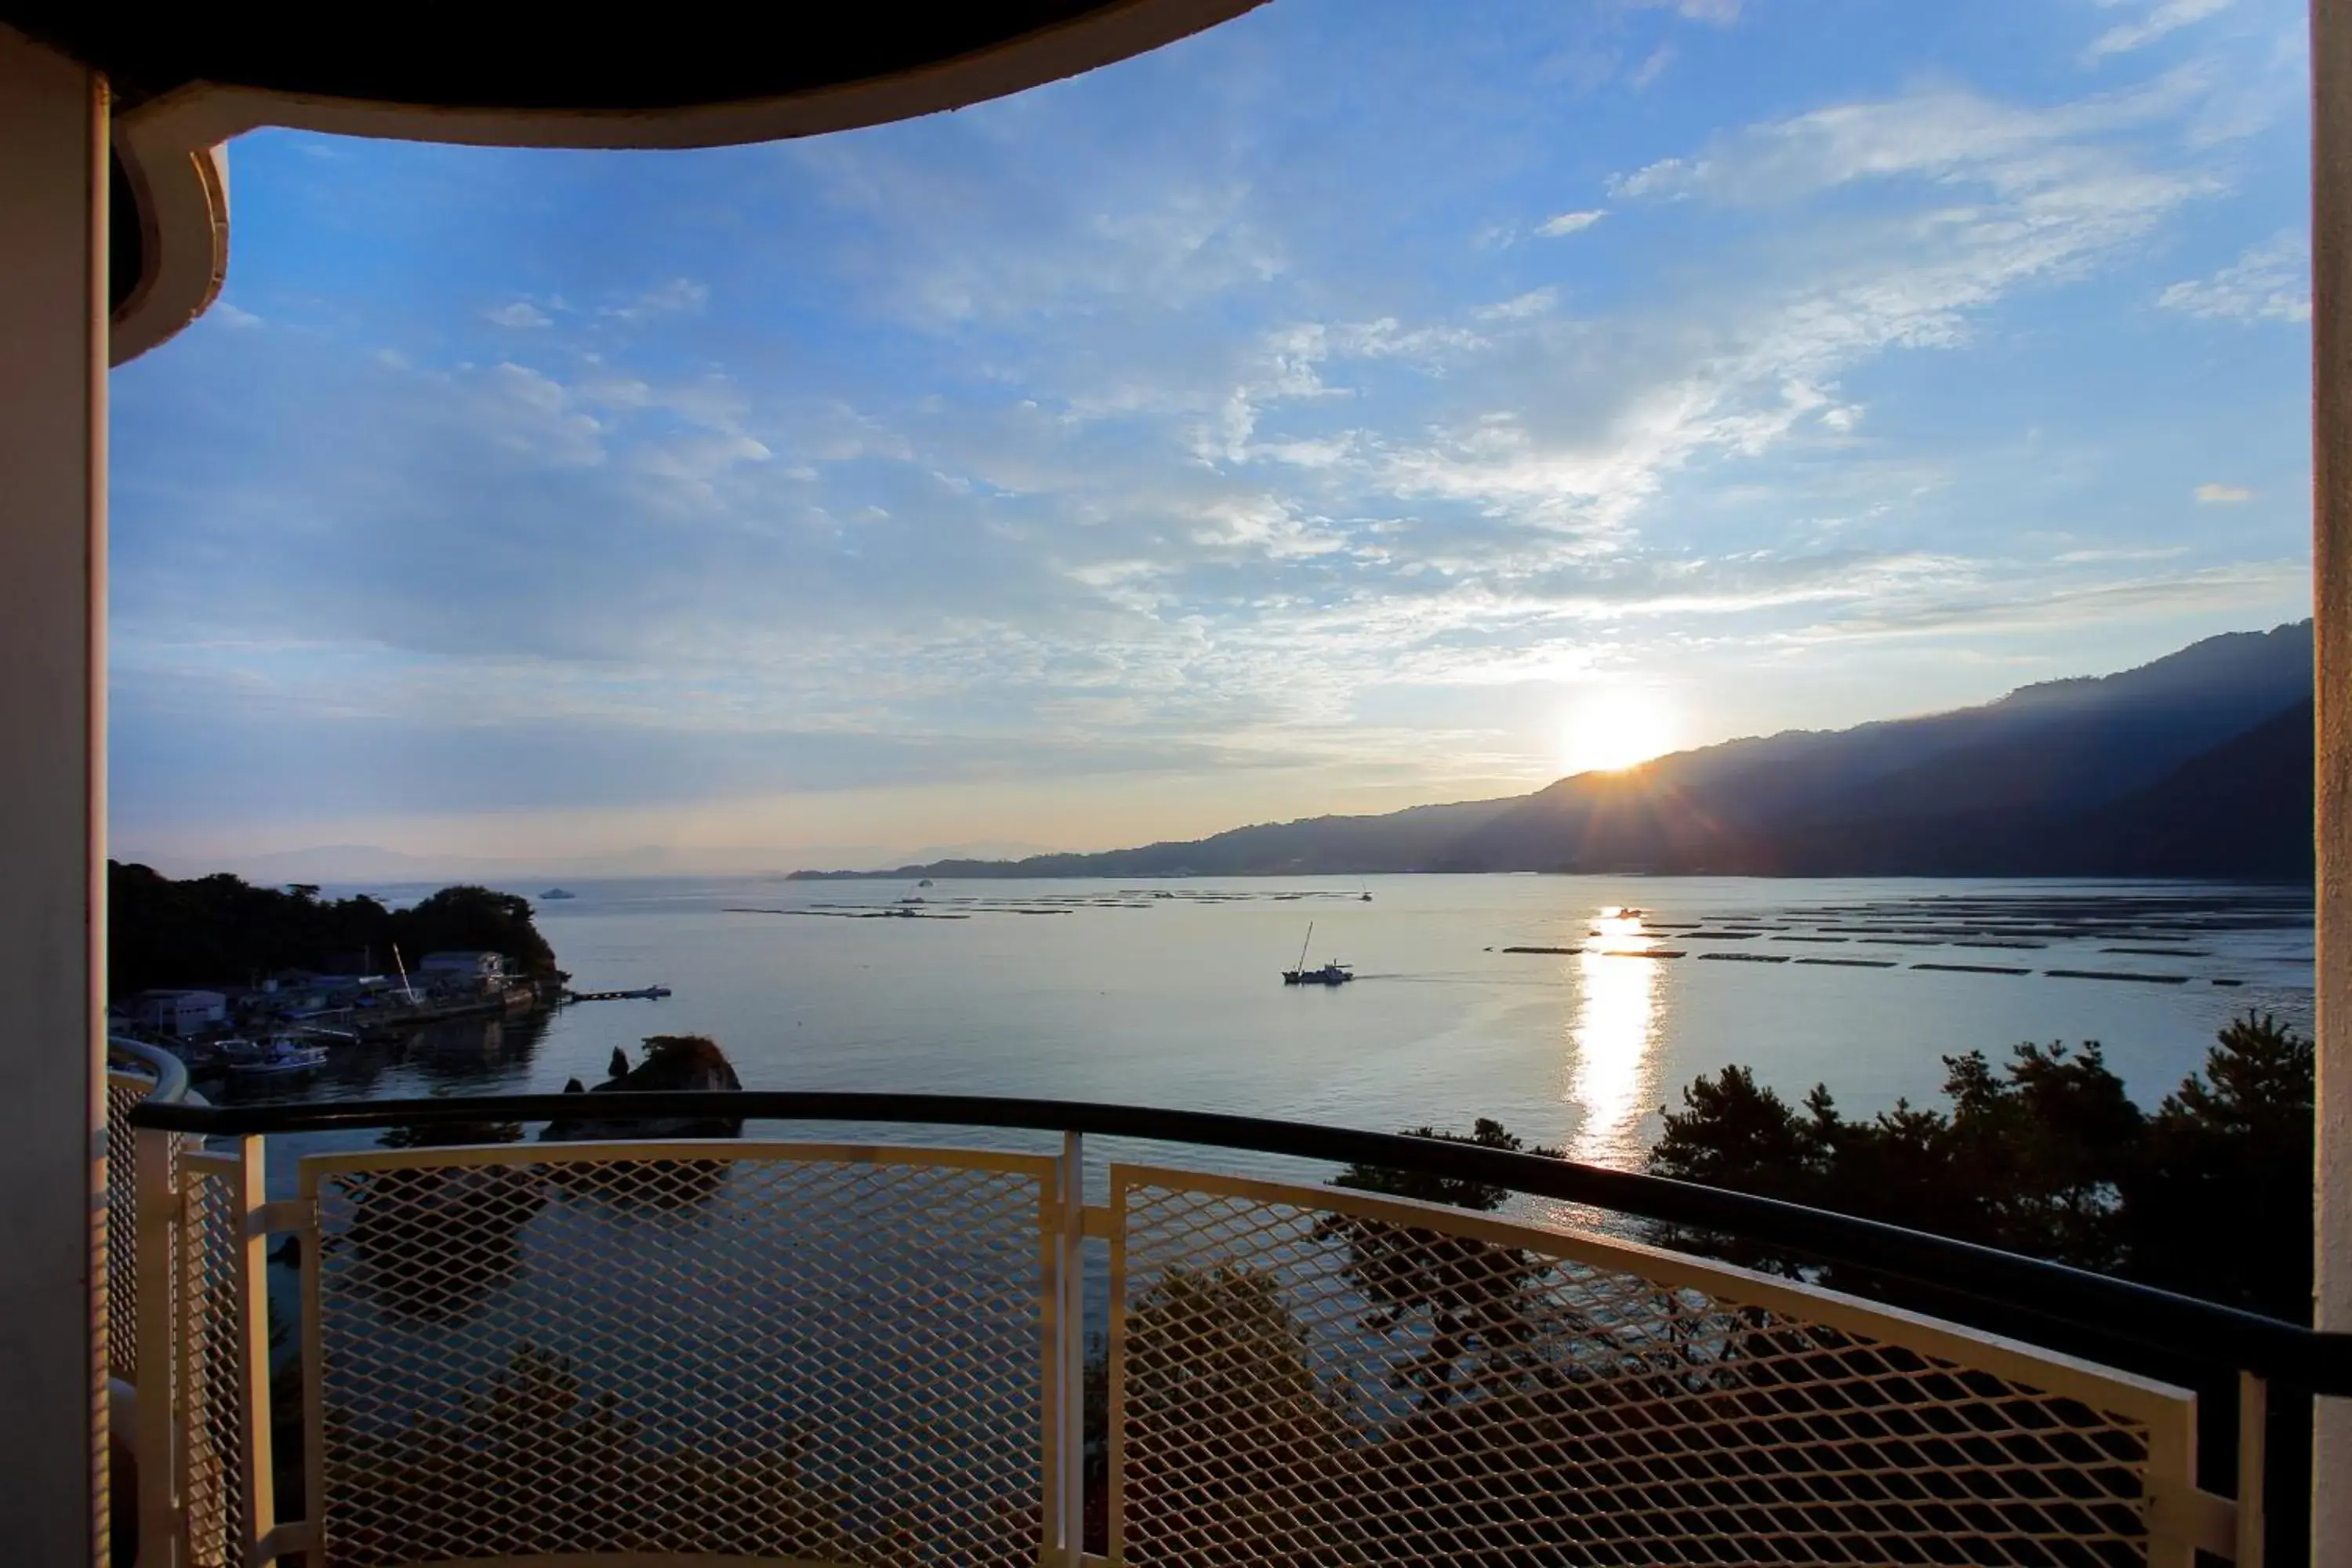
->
xmin=1647 ymin=1013 xmax=2314 ymax=1320
xmin=395 ymin=884 xmax=558 ymax=976
xmin=1330 ymin=1116 xmax=1551 ymax=1212
xmin=108 ymin=860 xmax=560 ymax=996
xmin=1322 ymin=1119 xmax=1568 ymax=1407
xmin=1119 ymin=1264 xmax=1345 ymax=1563
xmin=2123 ymin=1012 xmax=2316 ymax=1316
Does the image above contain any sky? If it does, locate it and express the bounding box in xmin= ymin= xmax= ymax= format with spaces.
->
xmin=109 ymin=0 xmax=2315 ymax=877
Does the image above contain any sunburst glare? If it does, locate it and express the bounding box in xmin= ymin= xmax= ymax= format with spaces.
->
xmin=1560 ymin=690 xmax=1679 ymax=777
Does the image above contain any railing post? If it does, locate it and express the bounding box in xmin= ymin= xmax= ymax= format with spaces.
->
xmin=231 ymin=1137 xmax=275 ymax=1567
xmin=297 ymin=1158 xmax=327 ymax=1568
xmin=133 ymin=1127 xmax=182 ymax=1568
xmin=1103 ymin=1175 xmax=1130 ymax=1568
xmin=2238 ymin=1373 xmax=2267 ymax=1567
xmin=1054 ymin=1132 xmax=1085 ymax=1566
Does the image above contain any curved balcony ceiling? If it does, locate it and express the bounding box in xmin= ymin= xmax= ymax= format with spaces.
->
xmin=10 ymin=2 xmax=1264 ymax=362
xmin=8 ymin=5 xmax=1258 ymax=125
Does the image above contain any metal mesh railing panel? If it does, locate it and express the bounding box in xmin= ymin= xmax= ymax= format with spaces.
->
xmin=310 ymin=1149 xmax=1050 ymax=1566
xmin=104 ymin=1069 xmax=155 ymax=1383
xmin=1115 ymin=1176 xmax=2164 ymax=1567
xmin=182 ymin=1161 xmax=248 ymax=1568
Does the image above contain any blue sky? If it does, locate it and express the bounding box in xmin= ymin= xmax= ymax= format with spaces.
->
xmin=110 ymin=0 xmax=2314 ymax=875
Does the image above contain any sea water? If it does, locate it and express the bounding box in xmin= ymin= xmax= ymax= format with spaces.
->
xmin=246 ymin=874 xmax=2311 ymax=1179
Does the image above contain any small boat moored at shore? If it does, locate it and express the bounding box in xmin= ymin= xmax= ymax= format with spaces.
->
xmin=221 ymin=1036 xmax=330 ymax=1076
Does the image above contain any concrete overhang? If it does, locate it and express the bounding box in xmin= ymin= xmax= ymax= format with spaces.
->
xmin=19 ymin=2 xmax=1265 ymax=362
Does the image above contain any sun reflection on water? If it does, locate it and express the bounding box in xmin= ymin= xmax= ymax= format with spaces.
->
xmin=1565 ymin=907 xmax=1664 ymax=1169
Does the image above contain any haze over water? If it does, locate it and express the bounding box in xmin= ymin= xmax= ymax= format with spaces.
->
xmin=248 ymin=875 xmax=2311 ymax=1185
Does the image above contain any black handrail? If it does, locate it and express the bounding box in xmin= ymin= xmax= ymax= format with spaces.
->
xmin=132 ymin=1089 xmax=2352 ymax=1396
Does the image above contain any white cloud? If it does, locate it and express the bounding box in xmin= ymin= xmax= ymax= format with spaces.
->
xmin=1475 ymin=289 xmax=1560 ymax=321
xmin=1782 ymin=560 xmax=2304 ymax=643
xmin=789 ymin=139 xmax=1285 ymax=329
xmin=211 ymin=302 xmax=263 ymax=329
xmin=604 ymin=278 xmax=711 ymax=322
xmin=2158 ymin=231 xmax=2310 ymax=322
xmin=2055 ymin=546 xmax=2190 ymax=563
xmin=2086 ymin=0 xmax=2235 ymax=60
xmin=1628 ymin=0 xmax=1742 ymax=23
xmin=1609 ymin=74 xmax=2214 ymax=206
xmin=1537 ymin=209 xmax=1608 ymax=238
xmin=485 ymin=300 xmax=551 ymax=329
xmin=1367 ymin=78 xmax=2225 ymax=542
xmin=478 ymin=361 xmax=607 ymax=467
xmin=2196 ymin=482 xmax=2254 ymax=503
xmin=1628 ymin=45 xmax=1676 ymax=91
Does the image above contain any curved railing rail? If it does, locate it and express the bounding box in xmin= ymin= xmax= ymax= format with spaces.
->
xmin=105 ymin=1038 xmax=194 ymax=1387
xmin=110 ymin=1037 xmax=191 ymax=1106
xmin=130 ymin=1090 xmax=2352 ymax=1397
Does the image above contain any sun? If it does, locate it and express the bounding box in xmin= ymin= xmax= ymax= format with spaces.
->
xmin=1560 ymin=688 xmax=1678 ymax=777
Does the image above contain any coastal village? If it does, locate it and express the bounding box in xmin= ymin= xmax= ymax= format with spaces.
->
xmin=114 ymin=947 xmax=567 ymax=1073
xmin=103 ymin=865 xmax=585 ymax=1079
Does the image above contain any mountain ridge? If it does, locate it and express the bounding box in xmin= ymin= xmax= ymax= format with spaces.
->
xmin=792 ymin=622 xmax=2315 ymax=881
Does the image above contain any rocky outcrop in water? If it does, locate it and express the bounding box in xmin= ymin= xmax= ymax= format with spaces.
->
xmin=543 ymin=1034 xmax=744 ymax=1142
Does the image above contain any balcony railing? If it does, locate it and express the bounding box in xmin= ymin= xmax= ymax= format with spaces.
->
xmin=115 ymin=1090 xmax=2352 ymax=1568
xmin=104 ymin=1039 xmax=193 ymax=1390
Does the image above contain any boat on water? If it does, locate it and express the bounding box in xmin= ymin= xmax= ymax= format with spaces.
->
xmin=220 ymin=1036 xmax=330 ymax=1076
xmin=164 ymin=1036 xmax=227 ymax=1072
xmin=1280 ymin=922 xmax=1356 ymax=986
xmin=541 ymin=887 xmax=579 ymax=900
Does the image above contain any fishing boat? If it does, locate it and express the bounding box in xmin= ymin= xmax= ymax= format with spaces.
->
xmin=165 ymin=1036 xmax=228 ymax=1073
xmin=1281 ymin=922 xmax=1356 ymax=986
xmin=541 ymin=887 xmax=578 ymax=900
xmin=221 ymin=1036 xmax=330 ymax=1076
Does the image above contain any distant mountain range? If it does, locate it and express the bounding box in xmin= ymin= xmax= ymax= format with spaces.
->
xmin=112 ymin=837 xmax=1059 ymax=886
xmin=793 ymin=622 xmax=2316 ymax=882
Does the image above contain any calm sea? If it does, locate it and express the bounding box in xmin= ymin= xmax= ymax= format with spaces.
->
xmin=243 ymin=874 xmax=2312 ymax=1182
